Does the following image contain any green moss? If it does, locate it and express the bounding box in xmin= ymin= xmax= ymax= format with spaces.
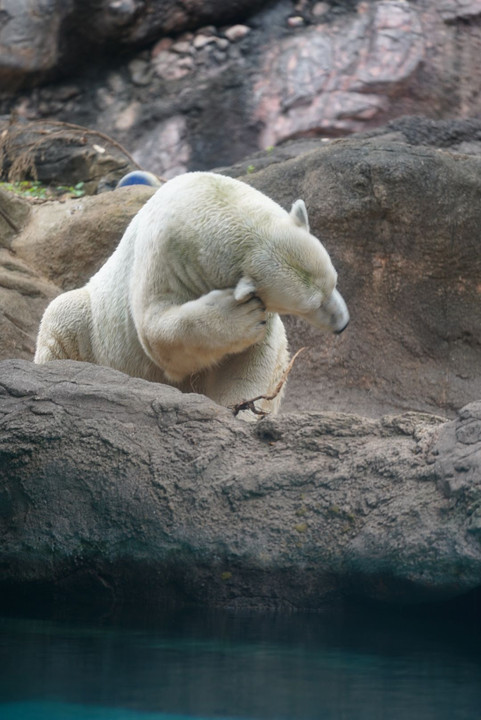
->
xmin=220 ymin=571 xmax=232 ymax=581
xmin=0 ymin=180 xmax=85 ymax=199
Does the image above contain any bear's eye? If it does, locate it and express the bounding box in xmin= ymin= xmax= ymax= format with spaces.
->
xmin=291 ymin=265 xmax=313 ymax=288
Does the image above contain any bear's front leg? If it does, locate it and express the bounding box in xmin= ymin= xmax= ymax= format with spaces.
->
xmin=134 ymin=287 xmax=267 ymax=382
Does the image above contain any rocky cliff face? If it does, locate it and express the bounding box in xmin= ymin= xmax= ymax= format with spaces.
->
xmin=2 ymin=1 xmax=481 ymax=177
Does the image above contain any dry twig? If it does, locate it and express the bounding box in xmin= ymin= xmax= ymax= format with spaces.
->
xmin=231 ymin=346 xmax=308 ymax=417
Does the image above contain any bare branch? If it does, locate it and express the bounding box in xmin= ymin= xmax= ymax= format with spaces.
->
xmin=232 ymin=346 xmax=308 ymax=417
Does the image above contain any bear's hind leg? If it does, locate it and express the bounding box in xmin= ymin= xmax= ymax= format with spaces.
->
xmin=34 ymin=288 xmax=94 ymax=363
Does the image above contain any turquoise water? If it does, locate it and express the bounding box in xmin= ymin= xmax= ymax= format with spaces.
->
xmin=0 ymin=603 xmax=480 ymax=720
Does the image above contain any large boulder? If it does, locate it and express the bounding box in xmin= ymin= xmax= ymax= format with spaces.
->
xmin=0 ymin=249 xmax=59 ymax=360
xmin=1 ymin=359 xmax=480 ymax=609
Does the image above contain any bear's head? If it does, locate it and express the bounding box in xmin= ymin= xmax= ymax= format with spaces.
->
xmin=236 ymin=199 xmax=349 ymax=334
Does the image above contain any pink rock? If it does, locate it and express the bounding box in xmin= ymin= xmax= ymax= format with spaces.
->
xmin=439 ymin=0 xmax=481 ymax=21
xmin=312 ymin=2 xmax=329 ymax=17
xmin=255 ymin=1 xmax=425 ymax=146
xmin=152 ymin=52 xmax=194 ymax=81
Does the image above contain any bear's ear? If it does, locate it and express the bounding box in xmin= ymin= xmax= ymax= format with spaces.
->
xmin=234 ymin=276 xmax=257 ymax=302
xmin=290 ymin=199 xmax=310 ymax=232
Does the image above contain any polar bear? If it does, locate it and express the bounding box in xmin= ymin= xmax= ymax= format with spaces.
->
xmin=34 ymin=172 xmax=349 ymax=419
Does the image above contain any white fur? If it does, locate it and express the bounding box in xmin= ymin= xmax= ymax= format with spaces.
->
xmin=35 ymin=172 xmax=349 ymax=420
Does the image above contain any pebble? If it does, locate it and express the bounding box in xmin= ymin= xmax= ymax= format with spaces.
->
xmin=193 ymin=34 xmax=217 ymax=50
xmin=224 ymin=24 xmax=250 ymax=42
xmin=213 ymin=37 xmax=229 ymax=50
xmin=114 ymin=101 xmax=140 ymax=131
xmin=128 ymin=58 xmax=152 ymax=86
xmin=287 ymin=16 xmax=305 ymax=28
xmin=171 ymin=40 xmax=193 ymax=55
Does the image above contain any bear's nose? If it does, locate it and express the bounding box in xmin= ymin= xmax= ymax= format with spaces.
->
xmin=335 ymin=318 xmax=349 ymax=334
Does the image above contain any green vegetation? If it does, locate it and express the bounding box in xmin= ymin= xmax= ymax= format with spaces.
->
xmin=0 ymin=180 xmax=86 ymax=199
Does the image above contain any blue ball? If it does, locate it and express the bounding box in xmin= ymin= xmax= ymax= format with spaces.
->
xmin=116 ymin=171 xmax=162 ymax=188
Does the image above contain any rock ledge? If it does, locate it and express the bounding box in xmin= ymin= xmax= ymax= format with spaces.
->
xmin=1 ymin=359 xmax=480 ymax=609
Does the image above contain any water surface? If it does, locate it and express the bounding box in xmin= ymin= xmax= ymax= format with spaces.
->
xmin=1 ymin=602 xmax=480 ymax=719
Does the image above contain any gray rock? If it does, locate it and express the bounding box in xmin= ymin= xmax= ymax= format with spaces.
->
xmin=0 ymin=1 xmax=70 ymax=91
xmin=0 ymin=359 xmax=480 ymax=609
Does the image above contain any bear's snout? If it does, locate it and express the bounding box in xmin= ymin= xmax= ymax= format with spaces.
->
xmin=334 ymin=317 xmax=349 ymax=334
